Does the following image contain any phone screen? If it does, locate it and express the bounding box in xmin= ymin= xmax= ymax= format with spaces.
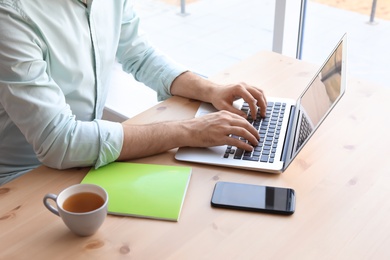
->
xmin=211 ymin=181 xmax=295 ymax=215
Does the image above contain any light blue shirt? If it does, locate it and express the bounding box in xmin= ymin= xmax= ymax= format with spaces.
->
xmin=0 ymin=0 xmax=187 ymax=185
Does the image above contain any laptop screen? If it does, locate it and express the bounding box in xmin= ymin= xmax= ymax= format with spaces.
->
xmin=292 ymin=35 xmax=346 ymax=154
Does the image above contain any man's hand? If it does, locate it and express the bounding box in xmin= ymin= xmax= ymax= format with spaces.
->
xmin=183 ymin=110 xmax=260 ymax=152
xmin=171 ymin=72 xmax=267 ymax=120
xmin=118 ymin=110 xmax=259 ymax=162
xmin=208 ymin=82 xmax=267 ymax=119
xmin=119 ymin=72 xmax=266 ymax=162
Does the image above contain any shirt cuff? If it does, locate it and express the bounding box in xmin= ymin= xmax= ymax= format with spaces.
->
xmin=94 ymin=119 xmax=123 ymax=169
xmin=157 ymin=61 xmax=188 ymax=101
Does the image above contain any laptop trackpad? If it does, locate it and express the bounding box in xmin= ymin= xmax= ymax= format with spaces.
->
xmin=195 ymin=100 xmax=244 ymax=118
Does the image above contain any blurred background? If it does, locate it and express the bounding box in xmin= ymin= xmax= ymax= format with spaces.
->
xmin=104 ymin=0 xmax=390 ymax=120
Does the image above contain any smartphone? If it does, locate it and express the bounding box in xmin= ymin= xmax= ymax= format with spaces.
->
xmin=211 ymin=181 xmax=296 ymax=215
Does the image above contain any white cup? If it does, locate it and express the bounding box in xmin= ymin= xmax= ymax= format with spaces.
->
xmin=43 ymin=183 xmax=108 ymax=236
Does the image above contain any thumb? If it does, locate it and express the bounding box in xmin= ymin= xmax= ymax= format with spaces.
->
xmin=223 ymin=105 xmax=247 ymax=118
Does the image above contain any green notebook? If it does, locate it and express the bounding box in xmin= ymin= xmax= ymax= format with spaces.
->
xmin=81 ymin=162 xmax=192 ymax=221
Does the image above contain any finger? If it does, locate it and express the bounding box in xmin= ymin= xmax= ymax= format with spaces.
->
xmin=231 ymin=90 xmax=258 ymax=120
xmin=256 ymin=91 xmax=268 ymax=118
xmin=248 ymin=88 xmax=267 ymax=118
xmin=228 ymin=125 xmax=259 ymax=147
xmin=233 ymin=86 xmax=264 ymax=119
xmin=222 ymin=104 xmax=248 ymax=118
xmin=225 ymin=111 xmax=260 ymax=141
xmin=225 ymin=134 xmax=256 ymax=152
xmin=247 ymin=97 xmax=259 ymax=120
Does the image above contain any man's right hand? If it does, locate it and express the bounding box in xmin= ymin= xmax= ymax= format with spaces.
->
xmin=183 ymin=110 xmax=260 ymax=151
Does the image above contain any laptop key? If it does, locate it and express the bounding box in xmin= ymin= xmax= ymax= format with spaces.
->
xmin=234 ymin=148 xmax=244 ymax=159
xmin=253 ymin=151 xmax=261 ymax=156
xmin=260 ymin=155 xmax=269 ymax=162
xmin=243 ymin=156 xmax=259 ymax=161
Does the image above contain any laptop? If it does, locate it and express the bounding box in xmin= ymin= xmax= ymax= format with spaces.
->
xmin=175 ymin=34 xmax=347 ymax=174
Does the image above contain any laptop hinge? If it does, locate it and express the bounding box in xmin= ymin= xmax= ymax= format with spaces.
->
xmin=281 ymin=105 xmax=296 ymax=165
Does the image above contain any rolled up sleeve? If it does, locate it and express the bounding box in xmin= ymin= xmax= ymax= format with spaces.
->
xmin=116 ymin=2 xmax=188 ymax=101
xmin=94 ymin=120 xmax=123 ymax=168
xmin=0 ymin=3 xmax=123 ymax=172
xmin=0 ymin=80 xmax=124 ymax=170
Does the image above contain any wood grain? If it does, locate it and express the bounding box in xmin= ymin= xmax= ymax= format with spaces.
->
xmin=1 ymin=51 xmax=390 ymax=259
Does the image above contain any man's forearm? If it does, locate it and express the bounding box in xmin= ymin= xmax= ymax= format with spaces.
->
xmin=117 ymin=71 xmax=216 ymax=162
xmin=170 ymin=71 xmax=219 ymax=103
xmin=117 ymin=121 xmax=190 ymax=161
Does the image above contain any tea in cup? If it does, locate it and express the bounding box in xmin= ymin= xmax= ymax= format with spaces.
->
xmin=43 ymin=183 xmax=108 ymax=236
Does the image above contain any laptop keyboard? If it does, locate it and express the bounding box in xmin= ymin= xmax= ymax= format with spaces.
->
xmin=224 ymin=101 xmax=286 ymax=163
xmin=297 ymin=113 xmax=313 ymax=150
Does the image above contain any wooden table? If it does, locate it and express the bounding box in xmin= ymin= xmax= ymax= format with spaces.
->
xmin=1 ymin=51 xmax=390 ymax=259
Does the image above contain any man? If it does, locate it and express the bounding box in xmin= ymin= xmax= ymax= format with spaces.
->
xmin=0 ymin=0 xmax=267 ymax=185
